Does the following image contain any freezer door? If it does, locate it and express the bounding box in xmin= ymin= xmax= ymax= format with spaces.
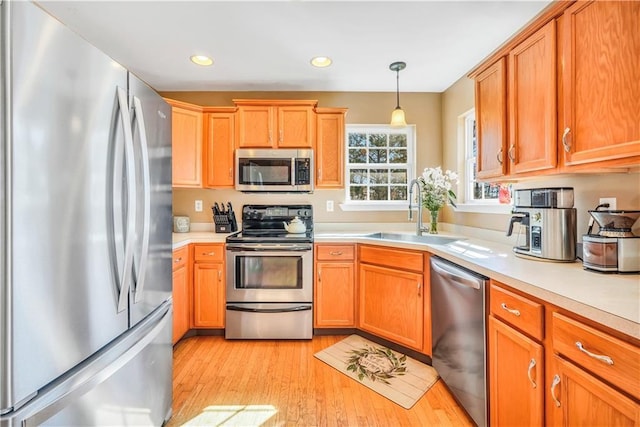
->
xmin=128 ymin=74 xmax=172 ymax=327
xmin=3 ymin=1 xmax=130 ymax=411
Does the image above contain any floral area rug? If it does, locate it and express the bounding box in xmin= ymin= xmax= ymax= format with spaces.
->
xmin=314 ymin=335 xmax=439 ymax=409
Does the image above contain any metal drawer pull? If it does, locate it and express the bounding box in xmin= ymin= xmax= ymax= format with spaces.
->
xmin=329 ymin=251 xmax=343 ymax=256
xmin=575 ymin=341 xmax=614 ymax=365
xmin=417 ymin=282 xmax=421 ymax=296
xmin=501 ymin=303 xmax=521 ymax=317
xmin=551 ymin=374 xmax=561 ymax=407
xmin=562 ymin=127 xmax=571 ymax=152
xmin=204 ymin=252 xmax=216 ymax=256
xmin=496 ymin=149 xmax=503 ymax=165
xmin=527 ymin=358 xmax=537 ymax=388
xmin=174 ymin=257 xmax=182 ymax=263
xmin=218 ymin=270 xmax=222 ymax=281
xmin=508 ymin=144 xmax=515 ymax=161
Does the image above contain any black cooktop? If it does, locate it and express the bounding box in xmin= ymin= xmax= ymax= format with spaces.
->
xmin=226 ymin=204 xmax=314 ymax=244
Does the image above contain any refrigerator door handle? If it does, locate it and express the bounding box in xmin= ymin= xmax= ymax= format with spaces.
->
xmin=131 ymin=95 xmax=151 ymax=304
xmin=115 ymin=86 xmax=136 ymax=313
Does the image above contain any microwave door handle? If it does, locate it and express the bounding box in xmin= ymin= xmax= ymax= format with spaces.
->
xmin=291 ymin=158 xmax=296 ymax=188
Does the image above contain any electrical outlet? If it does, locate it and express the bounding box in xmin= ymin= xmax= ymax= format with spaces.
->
xmin=599 ymin=197 xmax=616 ymax=210
xmin=194 ymin=200 xmax=203 ymax=212
xmin=326 ymin=200 xmax=334 ymax=212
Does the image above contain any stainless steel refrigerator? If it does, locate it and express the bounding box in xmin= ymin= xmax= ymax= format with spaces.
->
xmin=1 ymin=1 xmax=173 ymax=425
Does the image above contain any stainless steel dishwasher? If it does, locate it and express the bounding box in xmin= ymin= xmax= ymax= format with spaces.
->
xmin=430 ymin=256 xmax=487 ymax=427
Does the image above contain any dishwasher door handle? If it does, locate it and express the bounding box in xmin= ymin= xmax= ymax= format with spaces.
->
xmin=431 ymin=260 xmax=482 ymax=290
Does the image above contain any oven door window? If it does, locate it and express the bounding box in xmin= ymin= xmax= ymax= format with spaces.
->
xmin=235 ymin=256 xmax=302 ymax=289
xmin=238 ymin=158 xmax=292 ymax=185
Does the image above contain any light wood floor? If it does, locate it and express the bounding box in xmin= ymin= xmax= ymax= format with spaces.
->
xmin=166 ymin=335 xmax=474 ymax=427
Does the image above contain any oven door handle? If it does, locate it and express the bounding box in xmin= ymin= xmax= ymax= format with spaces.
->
xmin=226 ymin=305 xmax=312 ymax=313
xmin=227 ymin=244 xmax=312 ymax=252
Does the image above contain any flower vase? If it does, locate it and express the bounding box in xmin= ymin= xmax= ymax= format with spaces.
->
xmin=429 ymin=209 xmax=439 ymax=234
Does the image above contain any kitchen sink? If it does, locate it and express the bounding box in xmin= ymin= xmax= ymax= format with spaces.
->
xmin=365 ymin=232 xmax=462 ymax=245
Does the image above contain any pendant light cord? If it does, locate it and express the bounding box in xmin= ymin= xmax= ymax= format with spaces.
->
xmin=396 ymin=70 xmax=400 ymax=108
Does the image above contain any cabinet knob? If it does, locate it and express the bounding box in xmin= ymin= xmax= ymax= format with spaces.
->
xmin=562 ymin=127 xmax=572 ymax=153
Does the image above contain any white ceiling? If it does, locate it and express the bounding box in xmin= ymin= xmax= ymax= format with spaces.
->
xmin=36 ymin=1 xmax=553 ymax=93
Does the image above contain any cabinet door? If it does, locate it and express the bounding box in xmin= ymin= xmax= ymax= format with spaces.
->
xmin=475 ymin=57 xmax=508 ymax=180
xmin=561 ymin=1 xmax=640 ymax=167
xmin=359 ymin=263 xmax=423 ymax=350
xmin=193 ymin=262 xmax=225 ymax=328
xmin=236 ymin=105 xmax=274 ymax=148
xmin=204 ymin=112 xmax=235 ymax=188
xmin=315 ymin=261 xmax=355 ymax=327
xmin=508 ymin=20 xmax=557 ymax=174
xmin=488 ymin=317 xmax=544 ymax=426
xmin=171 ymin=106 xmax=202 ymax=187
xmin=316 ymin=110 xmax=346 ymax=188
xmin=277 ymin=106 xmax=314 ymax=148
xmin=172 ymin=263 xmax=189 ymax=344
xmin=551 ymin=355 xmax=640 ymax=426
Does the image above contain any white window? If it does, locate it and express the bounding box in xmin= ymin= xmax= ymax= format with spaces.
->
xmin=457 ymin=109 xmax=512 ymax=214
xmin=342 ymin=124 xmax=416 ymax=211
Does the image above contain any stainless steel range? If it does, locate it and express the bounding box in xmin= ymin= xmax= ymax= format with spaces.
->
xmin=225 ymin=205 xmax=314 ymax=339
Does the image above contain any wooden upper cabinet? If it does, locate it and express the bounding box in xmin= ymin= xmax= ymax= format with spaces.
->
xmin=508 ymin=20 xmax=557 ymax=175
xmin=315 ymin=108 xmax=347 ymax=188
xmin=203 ymin=108 xmax=236 ymax=188
xmin=474 ymin=57 xmax=508 ymax=180
xmin=234 ymin=100 xmax=317 ymax=148
xmin=561 ymin=0 xmax=640 ymax=168
xmin=167 ymin=99 xmax=203 ymax=187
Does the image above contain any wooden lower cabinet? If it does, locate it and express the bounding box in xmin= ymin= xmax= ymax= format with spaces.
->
xmin=192 ymin=244 xmax=225 ymax=328
xmin=358 ymin=262 xmax=423 ymax=350
xmin=314 ymin=244 xmax=355 ymax=327
xmin=551 ymin=355 xmax=640 ymax=426
xmin=172 ymin=246 xmax=190 ymax=344
xmin=488 ymin=316 xmax=544 ymax=426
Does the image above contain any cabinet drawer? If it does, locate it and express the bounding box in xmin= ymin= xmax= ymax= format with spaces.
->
xmin=193 ymin=244 xmax=224 ymax=262
xmin=490 ymin=283 xmax=544 ymax=341
xmin=552 ymin=312 xmax=640 ymax=399
xmin=316 ymin=244 xmax=355 ymax=261
xmin=359 ymin=245 xmax=423 ymax=272
xmin=172 ymin=246 xmax=188 ymax=270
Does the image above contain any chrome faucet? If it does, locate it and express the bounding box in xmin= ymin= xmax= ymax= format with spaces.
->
xmin=408 ymin=178 xmax=428 ymax=236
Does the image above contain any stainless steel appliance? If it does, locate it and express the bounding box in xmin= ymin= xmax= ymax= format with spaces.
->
xmin=1 ymin=2 xmax=173 ymax=425
xmin=430 ymin=256 xmax=488 ymax=427
xmin=506 ymin=187 xmax=577 ymax=262
xmin=235 ymin=148 xmax=314 ymax=193
xmin=225 ymin=205 xmax=314 ymax=339
xmin=583 ymin=210 xmax=640 ymax=273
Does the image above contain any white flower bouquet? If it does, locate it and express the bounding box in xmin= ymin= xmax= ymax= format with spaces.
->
xmin=418 ymin=166 xmax=459 ymax=212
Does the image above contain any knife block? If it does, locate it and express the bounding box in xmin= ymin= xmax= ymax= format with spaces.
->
xmin=213 ymin=207 xmax=238 ymax=233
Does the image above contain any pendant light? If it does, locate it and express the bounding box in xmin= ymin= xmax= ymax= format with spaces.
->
xmin=389 ymin=61 xmax=407 ymax=127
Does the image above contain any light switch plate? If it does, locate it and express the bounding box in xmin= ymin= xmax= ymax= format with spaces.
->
xmin=326 ymin=200 xmax=334 ymax=212
xmin=195 ymin=200 xmax=203 ymax=212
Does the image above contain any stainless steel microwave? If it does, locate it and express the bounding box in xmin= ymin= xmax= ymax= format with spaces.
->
xmin=235 ymin=148 xmax=314 ymax=193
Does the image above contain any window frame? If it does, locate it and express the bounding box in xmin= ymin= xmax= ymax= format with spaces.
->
xmin=341 ymin=124 xmax=416 ymax=211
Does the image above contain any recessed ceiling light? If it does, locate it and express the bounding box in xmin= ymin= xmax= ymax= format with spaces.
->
xmin=190 ymin=55 xmax=213 ymax=66
xmin=310 ymin=56 xmax=332 ymax=68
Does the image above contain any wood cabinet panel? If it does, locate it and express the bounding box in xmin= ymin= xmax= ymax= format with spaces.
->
xmin=193 ymin=244 xmax=224 ymax=262
xmin=170 ymin=103 xmax=203 ymax=187
xmin=315 ymin=261 xmax=355 ymax=327
xmin=172 ymin=246 xmax=190 ymax=344
xmin=561 ymin=0 xmax=640 ymax=168
xmin=203 ymin=110 xmax=235 ymax=188
xmin=172 ymin=245 xmax=188 ymax=270
xmin=475 ymin=58 xmax=508 ymax=180
xmin=508 ymin=20 xmax=557 ymax=174
xmin=551 ymin=355 xmax=639 ymax=426
xmin=488 ymin=316 xmax=544 ymax=427
xmin=193 ymin=262 xmax=225 ymax=328
xmin=359 ymin=245 xmax=423 ymax=273
xmin=490 ymin=282 xmax=544 ymax=341
xmin=236 ymin=105 xmax=274 ymax=148
xmin=315 ymin=109 xmax=347 ymax=188
xmin=278 ymin=106 xmax=314 ymax=148
xmin=316 ymin=244 xmax=355 ymax=261
xmin=358 ymin=263 xmax=423 ymax=350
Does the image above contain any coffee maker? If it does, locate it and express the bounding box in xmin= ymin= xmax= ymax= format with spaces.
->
xmin=582 ymin=210 xmax=640 ymax=273
xmin=507 ymin=188 xmax=577 ymax=262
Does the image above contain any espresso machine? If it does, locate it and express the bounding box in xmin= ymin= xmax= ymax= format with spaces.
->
xmin=582 ymin=210 xmax=640 ymax=273
xmin=507 ymin=188 xmax=577 ymax=262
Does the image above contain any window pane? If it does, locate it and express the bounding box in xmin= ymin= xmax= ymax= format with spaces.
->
xmin=350 ymin=186 xmax=367 ymax=200
xmin=390 ymin=169 xmax=407 ymax=184
xmin=390 ymin=186 xmax=407 ymax=200
xmin=368 ymin=149 xmax=387 ymax=163
xmin=389 ymin=148 xmax=407 ymax=163
xmin=369 ymin=186 xmax=388 ymax=200
xmin=370 ymin=169 xmax=388 ymax=184
xmin=349 ymin=133 xmax=367 ymax=147
xmin=368 ymin=133 xmax=387 ymax=147
xmin=349 ymin=148 xmax=367 ymax=164
xmin=389 ymin=134 xmax=407 ymax=147
xmin=350 ymin=169 xmax=368 ymax=184
xmin=485 ymin=184 xmax=499 ymax=199
xmin=474 ymin=182 xmax=483 ymax=199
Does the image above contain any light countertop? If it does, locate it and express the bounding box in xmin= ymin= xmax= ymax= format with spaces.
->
xmin=173 ymin=224 xmax=640 ymax=340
